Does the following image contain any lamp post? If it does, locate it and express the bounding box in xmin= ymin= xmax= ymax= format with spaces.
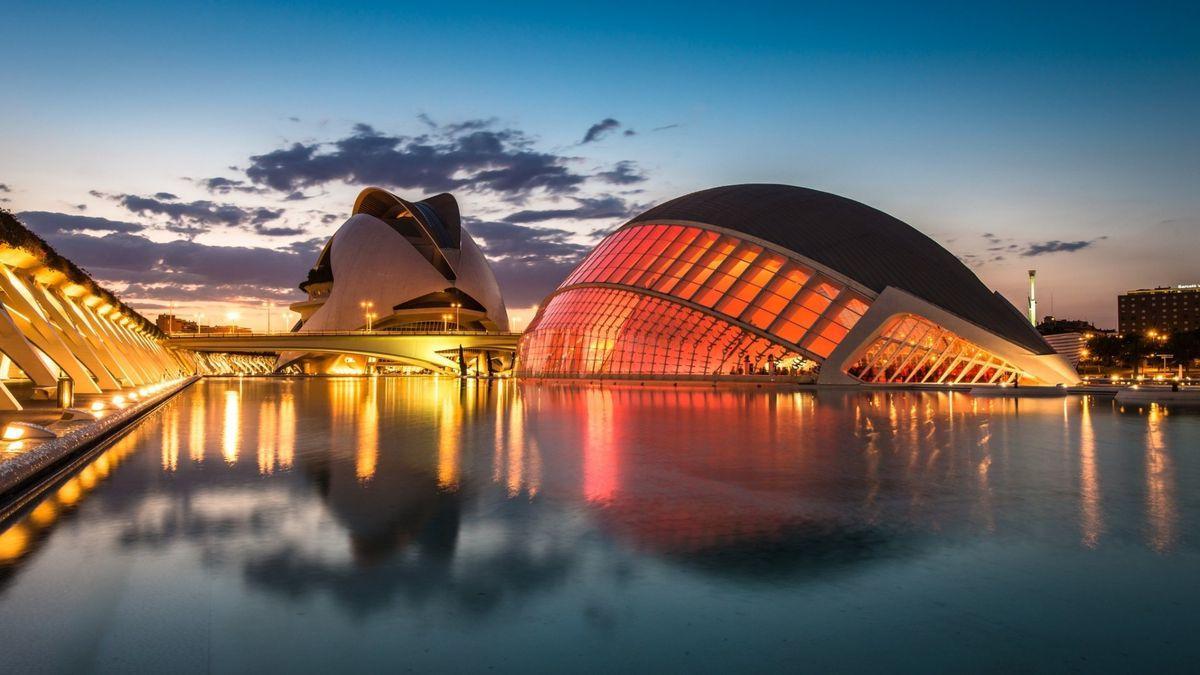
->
xmin=451 ymin=302 xmax=461 ymax=332
xmin=359 ymin=300 xmax=375 ymax=331
xmin=442 ymin=313 xmax=451 ymax=333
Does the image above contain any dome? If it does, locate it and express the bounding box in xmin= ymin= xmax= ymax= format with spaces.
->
xmin=518 ymin=184 xmax=1078 ymax=386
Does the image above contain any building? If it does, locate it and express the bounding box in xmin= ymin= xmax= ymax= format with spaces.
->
xmin=1117 ymin=285 xmax=1200 ymax=336
xmin=517 ymin=184 xmax=1078 ymax=386
xmin=155 ymin=313 xmax=197 ymax=334
xmin=283 ymin=188 xmax=509 ymax=373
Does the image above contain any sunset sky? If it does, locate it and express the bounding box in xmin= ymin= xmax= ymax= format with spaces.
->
xmin=2 ymin=1 xmax=1197 ymax=330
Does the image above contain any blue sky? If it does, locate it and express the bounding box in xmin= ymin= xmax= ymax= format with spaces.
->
xmin=1 ymin=1 xmax=1197 ymax=329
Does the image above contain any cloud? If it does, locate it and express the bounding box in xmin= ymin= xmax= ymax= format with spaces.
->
xmin=581 ymin=118 xmax=621 ymax=144
xmin=198 ymin=176 xmax=266 ymax=195
xmin=651 ymin=123 xmax=680 ymax=132
xmin=1021 ymin=238 xmax=1105 ymax=257
xmin=114 ymin=193 xmax=286 ymax=234
xmin=154 ymin=192 xmax=178 ymax=200
xmin=505 ymin=196 xmax=636 ymax=224
xmin=20 ymin=214 xmax=310 ymax=303
xmin=243 ymin=120 xmax=589 ymax=199
xmin=466 ymin=220 xmax=591 ymax=306
xmin=0 ymin=183 xmax=10 ymax=192
xmin=17 ymin=211 xmax=147 ymax=234
xmin=594 ymin=160 xmax=646 ymax=185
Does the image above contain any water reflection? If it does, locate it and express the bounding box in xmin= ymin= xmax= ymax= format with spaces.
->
xmin=1079 ymin=397 xmax=1102 ymax=547
xmin=222 ymin=387 xmax=240 ymax=465
xmin=0 ymin=380 xmax=1197 ymax=668
xmin=1144 ymin=404 xmax=1177 ymax=552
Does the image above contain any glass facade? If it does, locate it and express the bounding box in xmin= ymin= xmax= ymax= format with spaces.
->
xmin=552 ymin=223 xmax=871 ymax=357
xmin=518 ymin=287 xmax=809 ymax=377
xmin=845 ymin=314 xmax=1028 ymax=385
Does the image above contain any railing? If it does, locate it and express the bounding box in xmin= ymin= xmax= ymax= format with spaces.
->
xmin=168 ymin=330 xmax=522 ymax=338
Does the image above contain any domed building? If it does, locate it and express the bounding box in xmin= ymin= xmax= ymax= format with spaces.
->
xmin=517 ymin=184 xmax=1078 ymax=386
xmin=283 ymin=188 xmax=509 ymax=373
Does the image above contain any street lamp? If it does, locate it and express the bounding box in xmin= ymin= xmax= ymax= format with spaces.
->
xmin=359 ymin=300 xmax=375 ymax=331
xmin=451 ymin=302 xmax=461 ymax=331
xmin=442 ymin=313 xmax=451 ymax=332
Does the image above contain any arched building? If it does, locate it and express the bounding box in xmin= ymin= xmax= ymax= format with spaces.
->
xmin=517 ymin=184 xmax=1078 ymax=386
xmin=283 ymin=188 xmax=510 ymax=373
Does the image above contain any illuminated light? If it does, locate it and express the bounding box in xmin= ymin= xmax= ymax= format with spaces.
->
xmin=56 ymin=477 xmax=82 ymax=506
xmin=112 ymin=395 xmax=126 ymax=406
xmin=29 ymin=501 xmax=58 ymax=528
xmin=127 ymin=392 xmax=139 ymax=401
xmin=0 ymin=524 xmax=30 ymax=562
xmin=2 ymin=424 xmax=24 ymax=441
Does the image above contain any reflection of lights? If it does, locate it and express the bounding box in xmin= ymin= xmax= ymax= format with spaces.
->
xmin=1079 ymin=400 xmax=1101 ymax=548
xmin=161 ymin=406 xmax=179 ymax=472
xmin=583 ymin=389 xmax=617 ymax=504
xmin=277 ymin=393 xmax=295 ymax=470
xmin=1145 ymin=405 xmax=1176 ymax=552
xmin=222 ymin=389 xmax=240 ymax=465
xmin=90 ymin=401 xmax=105 ymax=412
xmin=258 ymin=400 xmax=277 ymax=475
xmin=356 ymin=380 xmax=378 ymax=482
xmin=112 ymin=395 xmax=126 ymax=407
xmin=2 ymin=424 xmax=24 ymax=441
xmin=189 ymin=396 xmax=205 ymax=463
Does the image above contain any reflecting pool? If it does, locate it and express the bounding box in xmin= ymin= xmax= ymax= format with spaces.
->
xmin=1 ymin=378 xmax=1198 ymax=672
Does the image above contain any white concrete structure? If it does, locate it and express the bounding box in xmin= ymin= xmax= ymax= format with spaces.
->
xmin=283 ymin=188 xmax=510 ymax=372
xmin=0 ymin=239 xmax=193 ymax=410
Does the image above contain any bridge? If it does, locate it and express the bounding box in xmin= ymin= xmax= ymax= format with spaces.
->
xmin=166 ymin=330 xmax=522 ymax=375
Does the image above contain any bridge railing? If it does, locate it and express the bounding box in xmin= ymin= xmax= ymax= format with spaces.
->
xmin=168 ymin=330 xmax=523 ymax=338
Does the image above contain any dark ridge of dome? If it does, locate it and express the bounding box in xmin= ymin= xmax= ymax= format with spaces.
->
xmin=417 ymin=193 xmax=462 ymax=248
xmin=631 ymin=184 xmax=1051 ymax=355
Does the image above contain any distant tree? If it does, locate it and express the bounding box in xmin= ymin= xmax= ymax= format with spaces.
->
xmin=1165 ymin=330 xmax=1200 ymax=364
xmin=1088 ymin=334 xmax=1125 ymax=366
xmin=1037 ymin=316 xmax=1099 ymax=335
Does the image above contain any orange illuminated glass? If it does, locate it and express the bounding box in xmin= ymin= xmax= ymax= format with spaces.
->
xmin=846 ymin=314 xmax=1028 ymax=384
xmin=518 ymin=288 xmax=807 ymax=377
xmin=557 ymin=223 xmax=871 ymax=356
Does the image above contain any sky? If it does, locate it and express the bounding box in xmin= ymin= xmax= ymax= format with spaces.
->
xmin=1 ymin=1 xmax=1197 ymax=331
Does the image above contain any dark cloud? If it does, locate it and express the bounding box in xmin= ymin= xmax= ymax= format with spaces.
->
xmin=115 ymin=193 xmax=285 ymax=233
xmin=244 ymin=121 xmax=587 ymax=199
xmin=20 ymin=215 xmax=310 ymax=303
xmin=254 ymin=224 xmax=307 ymax=237
xmin=624 ymin=129 xmax=637 ymax=137
xmin=651 ymin=123 xmax=680 ymax=132
xmin=505 ymin=196 xmax=636 ymax=224
xmin=198 ymin=176 xmax=266 ymax=195
xmin=1021 ymin=239 xmax=1103 ymax=256
xmin=74 ymin=204 xmax=87 ymax=211
xmin=17 ymin=211 xmax=147 ymax=234
xmin=283 ymin=191 xmax=311 ymax=201
xmin=594 ymin=160 xmax=646 ymax=185
xmin=581 ymin=118 xmax=621 ymax=144
xmin=466 ymin=220 xmax=591 ymax=306
xmin=154 ymin=192 xmax=178 ymax=200
xmin=0 ymin=183 xmax=10 ymax=192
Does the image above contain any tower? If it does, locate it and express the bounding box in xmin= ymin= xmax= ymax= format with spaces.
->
xmin=1027 ymin=270 xmax=1037 ymax=326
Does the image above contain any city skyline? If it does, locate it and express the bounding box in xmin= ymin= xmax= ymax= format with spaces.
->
xmin=2 ymin=1 xmax=1198 ymax=331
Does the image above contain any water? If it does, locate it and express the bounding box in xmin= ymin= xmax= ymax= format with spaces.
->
xmin=0 ymin=378 xmax=1197 ymax=672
